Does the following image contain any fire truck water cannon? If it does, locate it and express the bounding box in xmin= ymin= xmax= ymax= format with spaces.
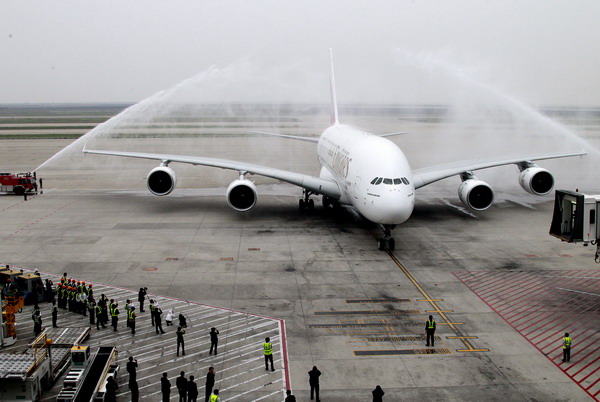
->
xmin=550 ymin=190 xmax=600 ymax=263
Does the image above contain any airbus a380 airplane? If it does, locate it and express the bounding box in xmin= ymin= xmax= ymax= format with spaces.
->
xmin=84 ymin=51 xmax=585 ymax=250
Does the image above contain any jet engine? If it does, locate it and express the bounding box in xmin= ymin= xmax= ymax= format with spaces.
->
xmin=518 ymin=166 xmax=554 ymax=195
xmin=226 ymin=179 xmax=257 ymax=212
xmin=147 ymin=166 xmax=176 ymax=196
xmin=458 ymin=174 xmax=494 ymax=211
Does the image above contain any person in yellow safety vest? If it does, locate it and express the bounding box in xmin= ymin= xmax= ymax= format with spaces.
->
xmin=210 ymin=389 xmax=220 ymax=402
xmin=96 ymin=302 xmax=106 ymax=330
xmin=425 ymin=315 xmax=436 ymax=347
xmin=263 ymin=337 xmax=275 ymax=372
xmin=562 ymin=332 xmax=572 ymax=362
xmin=129 ymin=307 xmax=136 ymax=335
xmin=149 ymin=299 xmax=156 ymax=326
xmin=68 ymin=287 xmax=75 ymax=312
xmin=111 ymin=303 xmax=120 ymax=332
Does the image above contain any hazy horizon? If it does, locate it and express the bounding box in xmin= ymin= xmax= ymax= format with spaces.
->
xmin=1 ymin=1 xmax=600 ymax=107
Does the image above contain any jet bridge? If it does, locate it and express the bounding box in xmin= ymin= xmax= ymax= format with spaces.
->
xmin=550 ymin=189 xmax=600 ymax=262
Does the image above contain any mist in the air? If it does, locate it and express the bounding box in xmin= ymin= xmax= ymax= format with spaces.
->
xmin=35 ymin=49 xmax=599 ymax=197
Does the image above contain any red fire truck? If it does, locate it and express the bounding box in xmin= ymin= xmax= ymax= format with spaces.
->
xmin=0 ymin=172 xmax=37 ymax=194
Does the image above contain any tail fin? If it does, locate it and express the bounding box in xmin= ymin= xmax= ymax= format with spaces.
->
xmin=329 ymin=48 xmax=339 ymax=125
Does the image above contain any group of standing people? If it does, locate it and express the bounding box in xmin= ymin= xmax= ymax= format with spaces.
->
xmin=160 ymin=367 xmax=217 ymax=402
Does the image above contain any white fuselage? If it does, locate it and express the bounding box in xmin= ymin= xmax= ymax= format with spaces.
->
xmin=317 ymin=124 xmax=415 ymax=224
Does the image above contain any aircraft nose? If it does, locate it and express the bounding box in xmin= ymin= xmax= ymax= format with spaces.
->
xmin=364 ymin=189 xmax=414 ymax=224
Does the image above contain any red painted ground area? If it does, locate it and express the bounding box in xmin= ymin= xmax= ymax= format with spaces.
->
xmin=455 ymin=270 xmax=600 ymax=401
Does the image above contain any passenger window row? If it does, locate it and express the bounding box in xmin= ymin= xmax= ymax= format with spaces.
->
xmin=370 ymin=177 xmax=410 ymax=185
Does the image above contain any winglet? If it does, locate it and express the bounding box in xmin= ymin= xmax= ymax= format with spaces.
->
xmin=329 ymin=48 xmax=339 ymax=125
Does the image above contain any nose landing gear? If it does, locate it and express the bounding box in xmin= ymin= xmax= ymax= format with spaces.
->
xmin=377 ymin=224 xmax=396 ymax=251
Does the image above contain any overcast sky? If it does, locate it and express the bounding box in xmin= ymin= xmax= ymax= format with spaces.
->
xmin=1 ymin=1 xmax=599 ymax=106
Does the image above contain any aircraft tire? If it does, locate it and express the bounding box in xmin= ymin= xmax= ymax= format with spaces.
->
xmin=299 ymin=199 xmax=305 ymax=210
xmin=378 ymin=238 xmax=386 ymax=251
xmin=387 ymin=238 xmax=395 ymax=251
xmin=308 ymin=199 xmax=314 ymax=209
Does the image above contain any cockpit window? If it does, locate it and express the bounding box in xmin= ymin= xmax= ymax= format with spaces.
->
xmin=370 ymin=177 xmax=379 ymax=185
xmin=402 ymin=177 xmax=410 ymax=185
xmin=393 ymin=178 xmax=401 ymax=185
xmin=375 ymin=178 xmax=383 ymax=185
xmin=383 ymin=178 xmax=392 ymax=185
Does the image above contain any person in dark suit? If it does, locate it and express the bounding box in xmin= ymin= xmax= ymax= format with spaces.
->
xmin=161 ymin=372 xmax=171 ymax=402
xmin=187 ymin=375 xmax=198 ymax=402
xmin=308 ymin=366 xmax=321 ymax=401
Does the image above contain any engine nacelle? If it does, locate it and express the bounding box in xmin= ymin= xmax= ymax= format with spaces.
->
xmin=518 ymin=167 xmax=554 ymax=195
xmin=458 ymin=178 xmax=494 ymax=211
xmin=147 ymin=166 xmax=176 ymax=196
xmin=226 ymin=179 xmax=257 ymax=212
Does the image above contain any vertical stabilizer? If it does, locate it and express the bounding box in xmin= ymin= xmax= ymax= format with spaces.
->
xmin=329 ymin=48 xmax=339 ymax=125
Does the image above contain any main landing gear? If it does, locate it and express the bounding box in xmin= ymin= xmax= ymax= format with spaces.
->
xmin=377 ymin=224 xmax=396 ymax=251
xmin=299 ymin=189 xmax=315 ymax=210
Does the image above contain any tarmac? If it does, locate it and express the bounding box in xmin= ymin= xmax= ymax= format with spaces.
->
xmin=1 ymin=105 xmax=599 ymax=401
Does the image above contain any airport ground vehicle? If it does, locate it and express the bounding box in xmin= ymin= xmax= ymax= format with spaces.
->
xmin=0 ymin=267 xmax=44 ymax=305
xmin=0 ymin=328 xmax=91 ymax=401
xmin=56 ymin=345 xmax=119 ymax=402
xmin=0 ymin=172 xmax=37 ymax=195
xmin=550 ymin=189 xmax=600 ymax=262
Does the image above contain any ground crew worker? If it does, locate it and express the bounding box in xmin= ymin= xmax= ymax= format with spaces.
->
xmin=308 ymin=366 xmax=321 ymax=401
xmin=425 ymin=315 xmax=436 ymax=347
xmin=176 ymin=326 xmax=186 ymax=356
xmin=80 ymin=289 xmax=87 ymax=316
xmin=149 ymin=299 xmax=156 ymax=325
xmin=209 ymin=389 xmax=220 ymax=402
xmin=129 ymin=306 xmax=136 ymax=335
xmin=74 ymin=290 xmax=82 ymax=315
xmin=562 ymin=332 xmax=572 ymax=362
xmin=32 ymin=305 xmax=42 ymax=335
xmin=51 ymin=299 xmax=58 ymax=328
xmin=125 ymin=299 xmax=132 ymax=327
xmin=263 ymin=337 xmax=275 ymax=371
xmin=101 ymin=298 xmax=109 ymax=325
xmin=209 ymin=327 xmax=219 ymax=355
xmin=68 ymin=287 xmax=75 ymax=312
xmin=88 ymin=298 xmax=96 ymax=324
xmin=205 ymin=367 xmax=215 ymax=402
xmin=60 ymin=284 xmax=67 ymax=309
xmin=111 ymin=303 xmax=119 ymax=331
xmin=56 ymin=283 xmax=63 ymax=308
xmin=96 ymin=301 xmax=106 ymax=329
xmin=176 ymin=371 xmax=188 ymax=402
xmin=87 ymin=283 xmax=93 ymax=300
xmin=5 ymin=278 xmax=14 ymax=293
xmin=161 ymin=372 xmax=171 ymax=402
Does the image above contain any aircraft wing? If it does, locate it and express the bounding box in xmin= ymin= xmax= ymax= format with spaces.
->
xmin=248 ymin=131 xmax=319 ymax=143
xmin=83 ymin=148 xmax=342 ymax=199
xmin=412 ymin=151 xmax=586 ymax=189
